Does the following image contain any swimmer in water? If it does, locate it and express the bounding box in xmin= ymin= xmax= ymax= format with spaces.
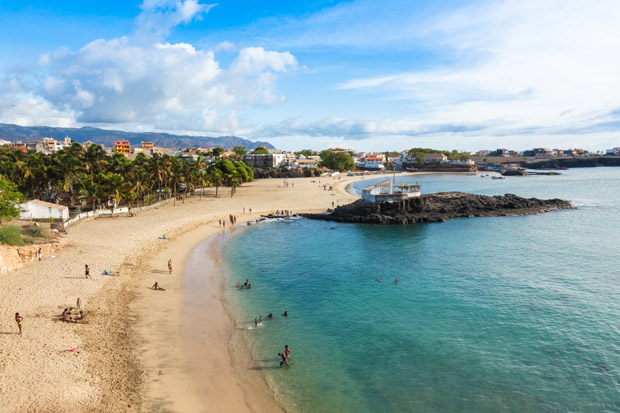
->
xmin=395 ymin=279 xmax=399 ymax=284
xmin=278 ymin=352 xmax=289 ymax=367
xmin=284 ymin=345 xmax=290 ymax=358
xmin=255 ymin=318 xmax=258 ymax=326
xmin=282 ymin=311 xmax=288 ymax=317
xmin=268 ymin=313 xmax=273 ymax=319
xmin=259 ymin=315 xmax=262 ymax=322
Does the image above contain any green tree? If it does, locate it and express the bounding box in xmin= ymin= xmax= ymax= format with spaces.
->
xmin=319 ymin=150 xmax=355 ymax=171
xmin=233 ymin=145 xmax=247 ymax=156
xmin=213 ymin=147 xmax=225 ymax=157
xmin=252 ymin=146 xmax=270 ymax=155
xmin=0 ymin=178 xmax=25 ymax=223
xmin=296 ymin=149 xmax=314 ymax=157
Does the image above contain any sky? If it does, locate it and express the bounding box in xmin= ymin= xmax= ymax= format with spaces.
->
xmin=1 ymin=0 xmax=620 ymax=152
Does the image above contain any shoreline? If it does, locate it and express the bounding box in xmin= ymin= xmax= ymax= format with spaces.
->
xmin=1 ymin=173 xmax=401 ymax=412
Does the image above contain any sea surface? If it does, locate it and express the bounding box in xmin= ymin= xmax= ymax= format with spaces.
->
xmin=219 ymin=168 xmax=620 ymax=412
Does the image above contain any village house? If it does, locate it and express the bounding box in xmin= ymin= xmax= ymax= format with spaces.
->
xmin=425 ymin=153 xmax=448 ymax=163
xmin=20 ymin=200 xmax=69 ymax=222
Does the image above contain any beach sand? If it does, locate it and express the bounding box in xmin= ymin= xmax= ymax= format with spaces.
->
xmin=0 ymin=173 xmax=398 ymax=412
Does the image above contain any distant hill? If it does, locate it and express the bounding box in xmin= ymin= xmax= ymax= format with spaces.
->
xmin=0 ymin=123 xmax=274 ymax=150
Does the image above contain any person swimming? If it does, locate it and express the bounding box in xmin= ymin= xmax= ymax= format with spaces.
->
xmin=278 ymin=352 xmax=289 ymax=367
xmin=267 ymin=313 xmax=273 ymax=319
xmin=282 ymin=311 xmax=289 ymax=317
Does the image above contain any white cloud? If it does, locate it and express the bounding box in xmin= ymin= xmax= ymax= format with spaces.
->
xmin=0 ymin=1 xmax=297 ymax=134
xmin=335 ymin=0 xmax=620 ymax=147
xmin=136 ymin=0 xmax=216 ymax=40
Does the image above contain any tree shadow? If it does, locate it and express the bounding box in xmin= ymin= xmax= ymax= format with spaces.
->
xmin=0 ymin=332 xmax=17 ymax=335
xmin=150 ymin=270 xmax=168 ymax=274
xmin=60 ymin=277 xmax=89 ymax=279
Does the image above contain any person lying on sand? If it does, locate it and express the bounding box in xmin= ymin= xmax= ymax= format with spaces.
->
xmin=158 ymin=234 xmax=166 ymax=239
xmin=102 ymin=270 xmax=120 ymax=276
xmin=152 ymin=282 xmax=166 ymax=291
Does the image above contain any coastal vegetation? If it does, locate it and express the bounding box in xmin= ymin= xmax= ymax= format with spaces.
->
xmin=0 ymin=224 xmax=51 ymax=246
xmin=0 ymin=177 xmax=25 ymax=223
xmin=0 ymin=144 xmax=254 ymax=212
xmin=408 ymin=148 xmax=472 ymax=161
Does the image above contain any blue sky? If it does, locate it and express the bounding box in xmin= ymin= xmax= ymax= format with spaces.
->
xmin=1 ymin=0 xmax=620 ymax=151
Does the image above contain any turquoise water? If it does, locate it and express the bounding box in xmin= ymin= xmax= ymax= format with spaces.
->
xmin=221 ymin=168 xmax=620 ymax=412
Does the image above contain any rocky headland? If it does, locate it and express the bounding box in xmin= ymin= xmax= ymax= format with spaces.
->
xmin=302 ymin=192 xmax=573 ymax=224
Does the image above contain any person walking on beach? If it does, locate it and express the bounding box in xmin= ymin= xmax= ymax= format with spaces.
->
xmin=84 ymin=264 xmax=90 ymax=279
xmin=77 ymin=297 xmax=81 ymax=309
xmin=168 ymin=260 xmax=172 ymax=275
xmin=15 ymin=313 xmax=23 ymax=336
xmin=38 ymin=248 xmax=42 ymax=261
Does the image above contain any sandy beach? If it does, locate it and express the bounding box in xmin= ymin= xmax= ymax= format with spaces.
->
xmin=0 ymin=173 xmax=400 ymax=412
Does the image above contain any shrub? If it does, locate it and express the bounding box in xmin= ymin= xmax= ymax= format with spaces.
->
xmin=0 ymin=226 xmax=25 ymax=246
xmin=24 ymin=225 xmax=46 ymax=238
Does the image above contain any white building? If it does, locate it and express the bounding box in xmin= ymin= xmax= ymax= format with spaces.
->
xmin=606 ymin=147 xmax=620 ymax=155
xmin=362 ymin=179 xmax=421 ymax=203
xmin=20 ymin=200 xmax=69 ymax=222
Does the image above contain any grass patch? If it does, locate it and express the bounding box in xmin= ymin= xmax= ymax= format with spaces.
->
xmin=0 ymin=224 xmax=50 ymax=246
xmin=0 ymin=226 xmax=25 ymax=246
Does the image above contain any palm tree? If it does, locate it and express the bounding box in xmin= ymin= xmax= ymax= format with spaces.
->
xmin=197 ymin=169 xmax=210 ymax=200
xmin=53 ymin=151 xmax=84 ymax=206
xmin=84 ymin=144 xmax=107 ymax=184
xmin=208 ymin=167 xmax=223 ymax=198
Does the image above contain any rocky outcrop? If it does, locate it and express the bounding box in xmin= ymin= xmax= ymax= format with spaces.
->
xmin=302 ymin=192 xmax=573 ymax=224
xmin=0 ymin=239 xmax=69 ymax=275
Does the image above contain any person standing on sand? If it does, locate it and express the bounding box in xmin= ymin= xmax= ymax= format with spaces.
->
xmin=15 ymin=313 xmax=23 ymax=336
xmin=84 ymin=264 xmax=90 ymax=279
xmin=77 ymin=298 xmax=81 ymax=309
xmin=168 ymin=260 xmax=172 ymax=275
xmin=38 ymin=248 xmax=42 ymax=261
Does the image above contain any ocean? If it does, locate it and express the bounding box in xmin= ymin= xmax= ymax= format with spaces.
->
xmin=218 ymin=168 xmax=620 ymax=412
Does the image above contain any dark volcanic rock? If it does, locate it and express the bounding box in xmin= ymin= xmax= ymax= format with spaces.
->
xmin=302 ymin=192 xmax=574 ymax=224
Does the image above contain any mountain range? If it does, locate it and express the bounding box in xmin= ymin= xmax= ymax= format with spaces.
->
xmin=0 ymin=123 xmax=274 ymax=150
